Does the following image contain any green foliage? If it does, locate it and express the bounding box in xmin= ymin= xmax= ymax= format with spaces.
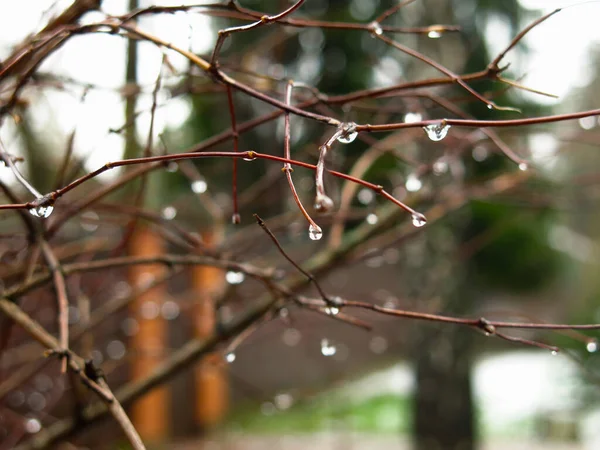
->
xmin=467 ymin=198 xmax=562 ymax=292
xmin=230 ymin=394 xmax=411 ymax=434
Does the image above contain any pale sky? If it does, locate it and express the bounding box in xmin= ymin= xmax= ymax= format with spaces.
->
xmin=0 ymin=0 xmax=599 ymax=176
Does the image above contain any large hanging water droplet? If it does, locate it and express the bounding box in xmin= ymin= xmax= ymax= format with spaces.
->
xmin=308 ymin=224 xmax=323 ymax=241
xmin=423 ymin=122 xmax=450 ymax=141
xmin=191 ymin=179 xmax=207 ymax=194
xmin=551 ymin=350 xmax=558 ymax=356
xmin=587 ymin=340 xmax=598 ymax=353
xmin=226 ymin=271 xmax=245 ymax=285
xmin=314 ymin=193 xmax=334 ymax=213
xmin=428 ymin=30 xmax=442 ymax=39
xmin=231 ymin=213 xmax=241 ymax=224
xmin=405 ymin=173 xmax=422 ymax=192
xmin=29 ymin=204 xmax=54 ymax=218
xmin=166 ymin=162 xmax=178 ymax=173
xmin=225 ymin=352 xmax=236 ymax=363
xmin=320 ymin=338 xmax=336 ymax=356
xmin=337 ymin=123 xmax=358 ymax=144
xmin=29 ymin=195 xmax=55 ymax=218
xmin=411 ymin=213 xmax=427 ymax=228
xmin=518 ymin=163 xmax=528 ymax=171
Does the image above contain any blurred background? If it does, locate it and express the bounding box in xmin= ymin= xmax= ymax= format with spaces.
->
xmin=1 ymin=0 xmax=600 ymax=449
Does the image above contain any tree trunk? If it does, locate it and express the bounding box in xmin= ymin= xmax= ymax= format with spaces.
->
xmin=412 ymin=323 xmax=476 ymax=450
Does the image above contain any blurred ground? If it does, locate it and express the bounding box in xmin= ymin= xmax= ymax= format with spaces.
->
xmin=172 ymin=433 xmax=582 ymax=450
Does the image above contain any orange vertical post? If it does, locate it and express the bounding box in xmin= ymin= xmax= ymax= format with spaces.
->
xmin=129 ymin=225 xmax=169 ymax=441
xmin=192 ymin=228 xmax=229 ymax=430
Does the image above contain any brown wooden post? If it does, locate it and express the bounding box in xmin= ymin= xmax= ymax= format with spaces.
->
xmin=128 ymin=224 xmax=169 ymax=441
xmin=191 ymin=227 xmax=229 ymax=431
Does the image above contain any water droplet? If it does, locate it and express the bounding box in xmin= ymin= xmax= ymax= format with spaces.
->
xmin=404 ymin=112 xmax=422 ymax=123
xmin=433 ymin=158 xmax=448 ymax=175
xmin=366 ymin=213 xmax=378 ymax=225
xmin=191 ymin=179 xmax=207 ymax=194
xmin=579 ymin=116 xmax=596 ymax=130
xmin=243 ymin=151 xmax=257 ymax=161
xmin=166 ymin=162 xmax=178 ymax=173
xmin=369 ymin=336 xmax=388 ymax=354
xmin=121 ymin=317 xmax=139 ymax=336
xmin=518 ymin=162 xmax=528 ymax=171
xmin=405 ymin=173 xmax=422 ymax=192
xmin=487 ymin=104 xmax=494 ymax=110
xmin=29 ymin=201 xmax=54 ymax=218
xmin=28 ymin=392 xmax=46 ymax=411
xmin=357 ymin=188 xmax=375 ymax=205
xmin=320 ymin=338 xmax=337 ymax=356
xmin=411 ymin=213 xmax=427 ymax=228
xmin=261 ymin=401 xmax=276 ymax=415
xmin=8 ymin=390 xmax=25 ymax=407
xmin=106 ymin=340 xmax=126 ymax=360
xmin=308 ymin=224 xmax=323 ymax=240
xmin=423 ymin=122 xmax=450 ymax=141
xmin=472 ymin=145 xmax=489 ymax=162
xmin=226 ymin=271 xmax=245 ymax=284
xmin=91 ymin=349 xmax=103 ymax=366
xmin=81 ymin=211 xmax=99 ymax=232
xmin=551 ymin=350 xmax=558 ymax=356
xmin=428 ymin=30 xmax=442 ymax=39
xmin=587 ymin=341 xmax=598 ymax=353
xmin=25 ymin=418 xmax=41 ymax=434
xmin=274 ymin=393 xmax=294 ymax=410
xmin=225 ymin=352 xmax=236 ymax=363
xmin=34 ymin=374 xmax=53 ymax=393
xmin=282 ymin=328 xmax=301 ymax=346
xmin=337 ymin=122 xmax=358 ymax=144
xmin=329 ymin=296 xmax=343 ymax=306
xmin=314 ymin=193 xmax=334 ymax=213
xmin=161 ymin=206 xmax=177 ymax=220
xmin=369 ymin=22 xmax=383 ymax=36
xmin=140 ymin=301 xmax=160 ymax=320
xmin=325 ymin=306 xmax=339 ymax=315
xmin=161 ymin=300 xmax=180 ymax=320
xmin=231 ymin=213 xmax=241 ymax=224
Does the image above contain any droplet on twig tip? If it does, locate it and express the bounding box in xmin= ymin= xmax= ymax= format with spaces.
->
xmin=308 ymin=224 xmax=323 ymax=240
xmin=411 ymin=213 xmax=427 ymax=228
